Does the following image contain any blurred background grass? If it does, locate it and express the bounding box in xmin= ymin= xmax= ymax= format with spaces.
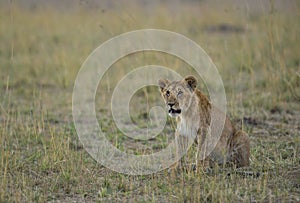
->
xmin=0 ymin=0 xmax=299 ymax=202
xmin=1 ymin=0 xmax=299 ymax=112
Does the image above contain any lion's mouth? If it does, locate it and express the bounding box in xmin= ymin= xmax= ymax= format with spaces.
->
xmin=168 ymin=108 xmax=181 ymax=114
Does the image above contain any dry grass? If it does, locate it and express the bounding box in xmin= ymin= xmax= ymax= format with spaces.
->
xmin=0 ymin=1 xmax=299 ymax=202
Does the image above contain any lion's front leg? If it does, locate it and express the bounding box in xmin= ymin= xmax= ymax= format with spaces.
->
xmin=167 ymin=132 xmax=181 ymax=172
xmin=168 ymin=132 xmax=190 ymax=172
xmin=194 ymin=127 xmax=211 ymax=172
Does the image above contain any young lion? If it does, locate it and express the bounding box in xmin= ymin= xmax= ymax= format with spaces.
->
xmin=159 ymin=76 xmax=250 ymax=169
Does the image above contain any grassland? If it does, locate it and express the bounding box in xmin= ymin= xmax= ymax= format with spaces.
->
xmin=0 ymin=1 xmax=299 ymax=202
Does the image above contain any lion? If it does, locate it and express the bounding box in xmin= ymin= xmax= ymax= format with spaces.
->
xmin=158 ymin=75 xmax=250 ymax=170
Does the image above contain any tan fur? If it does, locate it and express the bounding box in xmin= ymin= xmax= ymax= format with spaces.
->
xmin=159 ymin=76 xmax=250 ymax=169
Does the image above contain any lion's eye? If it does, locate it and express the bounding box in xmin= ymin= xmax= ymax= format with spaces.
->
xmin=166 ymin=90 xmax=170 ymax=97
xmin=177 ymin=90 xmax=183 ymax=96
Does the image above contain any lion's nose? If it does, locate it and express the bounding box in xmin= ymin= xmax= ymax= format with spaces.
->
xmin=168 ymin=103 xmax=175 ymax=108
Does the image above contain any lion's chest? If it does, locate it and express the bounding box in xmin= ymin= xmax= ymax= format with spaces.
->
xmin=176 ymin=117 xmax=199 ymax=138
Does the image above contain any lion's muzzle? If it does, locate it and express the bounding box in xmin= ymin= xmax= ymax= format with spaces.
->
xmin=167 ymin=102 xmax=181 ymax=116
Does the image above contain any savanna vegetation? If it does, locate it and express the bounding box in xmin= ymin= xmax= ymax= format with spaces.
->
xmin=0 ymin=0 xmax=299 ymax=202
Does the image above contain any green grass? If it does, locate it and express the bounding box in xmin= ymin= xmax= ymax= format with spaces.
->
xmin=0 ymin=1 xmax=299 ymax=202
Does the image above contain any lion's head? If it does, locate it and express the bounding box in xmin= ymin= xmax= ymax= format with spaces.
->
xmin=158 ymin=76 xmax=197 ymax=117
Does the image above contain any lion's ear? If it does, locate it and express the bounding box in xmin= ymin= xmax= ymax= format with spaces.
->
xmin=184 ymin=76 xmax=197 ymax=92
xmin=158 ymin=79 xmax=169 ymax=92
